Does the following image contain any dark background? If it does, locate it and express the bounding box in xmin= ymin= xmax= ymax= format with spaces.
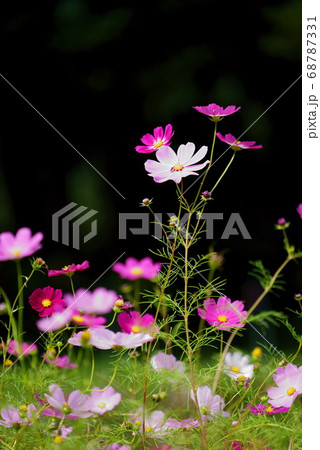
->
xmin=0 ymin=0 xmax=301 ymax=348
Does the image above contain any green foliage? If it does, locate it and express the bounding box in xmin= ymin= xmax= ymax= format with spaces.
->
xmin=248 ymin=260 xmax=286 ymax=295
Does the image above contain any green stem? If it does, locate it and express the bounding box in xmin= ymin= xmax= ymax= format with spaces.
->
xmin=16 ymin=260 xmax=23 ymax=342
xmin=69 ymin=276 xmax=76 ymax=297
xmin=85 ymin=347 xmax=95 ymax=391
xmin=210 ymin=151 xmax=236 ymax=194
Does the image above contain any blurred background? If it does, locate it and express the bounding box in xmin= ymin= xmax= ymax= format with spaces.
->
xmin=0 ymin=0 xmax=301 ymax=349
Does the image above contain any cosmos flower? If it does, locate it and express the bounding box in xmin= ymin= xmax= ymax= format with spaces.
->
xmin=118 ymin=311 xmax=156 ymax=334
xmin=145 ymin=143 xmax=209 ymax=183
xmin=44 ymin=384 xmax=93 ymax=418
xmin=43 ymin=354 xmax=77 ymax=370
xmin=216 ymin=132 xmax=262 ymax=151
xmin=193 ymin=103 xmax=241 ymax=121
xmin=150 ymin=352 xmax=185 ymax=373
xmin=70 ymin=311 xmax=106 ymax=328
xmin=36 ymin=308 xmax=73 ymax=333
xmin=104 ymin=445 xmax=132 ymax=450
xmin=68 ymin=328 xmax=154 ymax=350
xmin=197 ymin=297 xmax=247 ymax=330
xmin=64 ymin=287 xmax=118 ymax=315
xmin=132 ymin=409 xmax=169 ymax=436
xmin=267 ymin=364 xmax=302 ymax=408
xmin=0 ymin=227 xmax=43 ymax=261
xmin=89 ymin=386 xmax=121 ymax=415
xmin=135 ymin=124 xmax=174 ymax=153
xmin=247 ymin=403 xmax=289 ymax=415
xmin=224 ymin=351 xmax=254 ymax=381
xmin=7 ymin=340 xmax=37 ymax=357
xmin=297 ymin=203 xmax=302 ymax=218
xmin=113 ymin=257 xmax=161 ymax=281
xmin=166 ymin=418 xmax=200 ymax=429
xmin=190 ymin=386 xmax=230 ymax=421
xmin=0 ymin=404 xmax=37 ymax=428
xmin=48 ymin=260 xmax=89 ymax=277
xmin=29 ymin=286 xmax=66 ymax=317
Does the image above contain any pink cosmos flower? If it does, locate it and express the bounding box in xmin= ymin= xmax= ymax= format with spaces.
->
xmin=135 ymin=124 xmax=174 ymax=153
xmin=44 ymin=354 xmax=77 ymax=369
xmin=216 ymin=132 xmax=262 ymax=151
xmin=7 ymin=340 xmax=37 ymax=357
xmin=145 ymin=143 xmax=209 ymax=184
xmin=36 ymin=308 xmax=73 ymax=332
xmin=64 ymin=287 xmax=118 ymax=315
xmin=267 ymin=364 xmax=302 ymax=408
xmin=150 ymin=352 xmax=185 ymax=373
xmin=132 ymin=409 xmax=169 ymax=436
xmin=118 ymin=311 xmax=156 ymax=334
xmin=0 ymin=227 xmax=43 ymax=261
xmin=113 ymin=257 xmax=161 ymax=281
xmin=198 ymin=297 xmax=247 ymax=330
xmin=89 ymin=386 xmax=121 ymax=415
xmin=48 ymin=260 xmax=89 ymax=277
xmin=44 ymin=384 xmax=93 ymax=418
xmin=68 ymin=328 xmax=154 ymax=350
xmin=166 ymin=418 xmax=200 ymax=429
xmin=29 ymin=286 xmax=67 ymax=317
xmin=193 ymin=103 xmax=241 ymax=121
xmin=104 ymin=445 xmax=131 ymax=450
xmin=191 ymin=386 xmax=230 ymax=421
xmin=297 ymin=203 xmax=302 ymax=218
xmin=70 ymin=311 xmax=106 ymax=328
xmin=224 ymin=351 xmax=254 ymax=380
xmin=0 ymin=404 xmax=36 ymax=428
xmin=52 ymin=425 xmax=73 ymax=439
xmin=247 ymin=403 xmax=289 ymax=415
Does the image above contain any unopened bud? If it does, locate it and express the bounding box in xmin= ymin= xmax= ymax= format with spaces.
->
xmin=275 ymin=218 xmax=290 ymax=230
xmin=140 ymin=198 xmax=152 ymax=207
xmin=260 ymin=396 xmax=268 ymax=402
xmin=201 ymin=190 xmax=212 ymax=200
xmin=279 ymin=359 xmax=288 ymax=367
xmin=120 ymin=284 xmax=132 ymax=294
xmin=294 ymin=293 xmax=302 ymax=301
xmin=232 ymin=421 xmax=239 ymax=427
xmin=209 ymin=252 xmax=224 ymax=270
xmin=33 ymin=257 xmax=46 ymax=270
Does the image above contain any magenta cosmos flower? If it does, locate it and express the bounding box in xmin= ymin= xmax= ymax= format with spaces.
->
xmin=113 ymin=257 xmax=161 ymax=281
xmin=64 ymin=287 xmax=118 ymax=315
xmin=145 ymin=143 xmax=209 ymax=184
xmin=44 ymin=354 xmax=77 ymax=369
xmin=198 ymin=297 xmax=247 ymax=330
xmin=0 ymin=227 xmax=43 ymax=261
xmin=44 ymin=384 xmax=93 ymax=418
xmin=190 ymin=386 xmax=230 ymax=420
xmin=89 ymin=386 xmax=121 ymax=415
xmin=247 ymin=403 xmax=289 ymax=415
xmin=118 ymin=311 xmax=156 ymax=334
xmin=48 ymin=260 xmax=89 ymax=277
xmin=7 ymin=340 xmax=37 ymax=357
xmin=193 ymin=103 xmax=241 ymax=121
xmin=0 ymin=404 xmax=36 ymax=428
xmin=297 ymin=203 xmax=302 ymax=218
xmin=68 ymin=328 xmax=155 ymax=350
xmin=150 ymin=352 xmax=185 ymax=373
xmin=267 ymin=364 xmax=302 ymax=408
xmin=135 ymin=124 xmax=174 ymax=153
xmin=216 ymin=132 xmax=262 ymax=151
xmin=29 ymin=286 xmax=66 ymax=317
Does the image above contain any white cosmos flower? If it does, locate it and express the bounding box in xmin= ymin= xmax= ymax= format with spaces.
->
xmin=224 ymin=351 xmax=254 ymax=380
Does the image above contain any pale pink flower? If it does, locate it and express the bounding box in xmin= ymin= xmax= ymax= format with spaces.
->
xmin=216 ymin=132 xmax=262 ymax=150
xmin=145 ymin=143 xmax=209 ymax=183
xmin=118 ymin=311 xmax=156 ymax=334
xmin=198 ymin=297 xmax=247 ymax=330
xmin=89 ymin=386 xmax=121 ymax=414
xmin=0 ymin=227 xmax=43 ymax=261
xmin=190 ymin=386 xmax=230 ymax=420
xmin=224 ymin=351 xmax=254 ymax=380
xmin=64 ymin=287 xmax=118 ymax=315
xmin=150 ymin=352 xmax=185 ymax=373
xmin=52 ymin=425 xmax=73 ymax=438
xmin=0 ymin=404 xmax=36 ymax=428
xmin=44 ymin=384 xmax=93 ymax=418
xmin=193 ymin=103 xmax=241 ymax=121
xmin=44 ymin=354 xmax=77 ymax=369
xmin=70 ymin=311 xmax=106 ymax=328
xmin=113 ymin=257 xmax=161 ymax=281
xmin=7 ymin=340 xmax=37 ymax=357
xmin=135 ymin=124 xmax=174 ymax=153
xmin=48 ymin=260 xmax=89 ymax=277
xmin=36 ymin=309 xmax=73 ymax=332
xmin=166 ymin=418 xmax=200 ymax=429
xmin=267 ymin=364 xmax=302 ymax=408
xmin=68 ymin=328 xmax=154 ymax=350
xmin=132 ymin=409 xmax=168 ymax=436
xmin=104 ymin=445 xmax=131 ymax=450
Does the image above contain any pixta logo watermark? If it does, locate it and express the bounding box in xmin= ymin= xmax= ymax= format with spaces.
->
xmin=118 ymin=212 xmax=251 ymax=240
xmin=52 ymin=202 xmax=98 ymax=249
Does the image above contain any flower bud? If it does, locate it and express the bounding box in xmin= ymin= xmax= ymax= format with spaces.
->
xmin=251 ymin=346 xmax=262 ymax=360
xmin=232 ymin=421 xmax=239 ymax=427
xmin=275 ymin=218 xmax=290 ymax=230
xmin=120 ymin=284 xmax=132 ymax=293
xmin=208 ymin=252 xmax=224 ymax=270
xmin=294 ymin=293 xmax=302 ymax=301
xmin=140 ymin=198 xmax=152 ymax=207
xmin=32 ymin=257 xmax=46 ymax=270
xmin=260 ymin=396 xmax=268 ymax=402
xmin=201 ymin=190 xmax=212 ymax=200
xmin=279 ymin=359 xmax=288 ymax=366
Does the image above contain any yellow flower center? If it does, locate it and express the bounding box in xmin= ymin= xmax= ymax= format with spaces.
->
xmin=4 ymin=359 xmax=13 ymax=367
xmin=81 ymin=330 xmax=91 ymax=341
xmin=42 ymin=299 xmax=52 ymax=307
xmin=265 ymin=406 xmax=274 ymax=413
xmin=146 ymin=426 xmax=153 ymax=432
xmin=63 ymin=265 xmax=71 ymax=271
xmin=172 ymin=163 xmax=184 ymax=171
xmin=19 ymin=405 xmax=27 ymax=411
xmin=231 ymin=366 xmax=240 ymax=373
xmin=73 ymin=315 xmax=84 ymax=323
xmin=153 ymin=140 xmax=164 ymax=148
xmin=237 ymin=375 xmax=246 ymax=380
xmin=98 ymin=402 xmax=106 ymax=409
xmin=236 ymin=140 xmax=241 ymax=144
xmin=115 ymin=299 xmax=124 ymax=308
xmin=53 ymin=436 xmax=64 ymax=444
xmin=135 ymin=420 xmax=141 ymax=426
xmin=131 ymin=267 xmax=143 ymax=275
xmin=286 ymin=387 xmax=296 ymax=396
xmin=12 ymin=249 xmax=21 ymax=257
xmin=132 ymin=325 xmax=141 ymax=333
xmin=252 ymin=347 xmax=262 ymax=358
xmin=217 ymin=315 xmax=228 ymax=323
